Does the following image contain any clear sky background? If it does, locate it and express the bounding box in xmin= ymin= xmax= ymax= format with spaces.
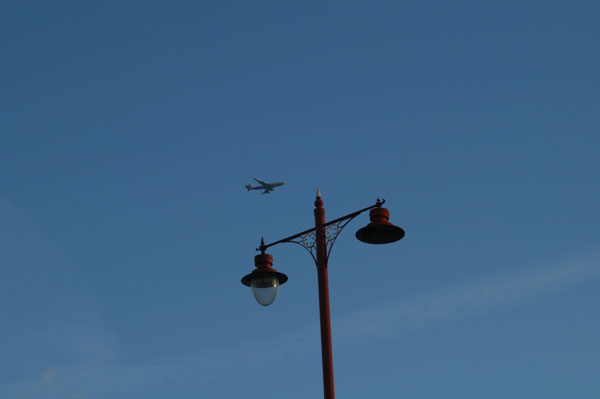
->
xmin=1 ymin=1 xmax=599 ymax=398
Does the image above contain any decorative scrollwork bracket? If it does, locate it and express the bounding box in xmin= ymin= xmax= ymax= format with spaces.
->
xmin=257 ymin=198 xmax=385 ymax=267
xmin=282 ymin=215 xmax=358 ymax=264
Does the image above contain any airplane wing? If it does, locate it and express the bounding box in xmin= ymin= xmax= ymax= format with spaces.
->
xmin=262 ymin=188 xmax=272 ymax=194
xmin=254 ymin=178 xmax=267 ymax=185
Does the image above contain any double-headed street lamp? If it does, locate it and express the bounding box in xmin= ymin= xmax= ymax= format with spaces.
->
xmin=241 ymin=190 xmax=405 ymax=399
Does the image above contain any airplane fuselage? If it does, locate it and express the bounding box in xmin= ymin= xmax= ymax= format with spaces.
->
xmin=245 ymin=179 xmax=285 ymax=194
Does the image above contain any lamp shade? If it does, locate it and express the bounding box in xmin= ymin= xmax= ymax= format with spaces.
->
xmin=356 ymin=207 xmax=405 ymax=244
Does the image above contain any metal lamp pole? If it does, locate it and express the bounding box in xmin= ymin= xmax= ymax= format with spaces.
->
xmin=314 ymin=193 xmax=335 ymax=397
xmin=242 ymin=191 xmax=405 ymax=399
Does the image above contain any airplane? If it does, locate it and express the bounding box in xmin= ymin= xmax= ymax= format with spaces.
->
xmin=245 ymin=178 xmax=285 ymax=194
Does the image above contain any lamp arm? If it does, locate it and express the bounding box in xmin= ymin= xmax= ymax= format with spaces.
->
xmin=256 ymin=198 xmax=385 ymax=258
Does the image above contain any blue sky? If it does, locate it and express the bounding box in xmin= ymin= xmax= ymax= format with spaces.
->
xmin=1 ymin=1 xmax=599 ymax=398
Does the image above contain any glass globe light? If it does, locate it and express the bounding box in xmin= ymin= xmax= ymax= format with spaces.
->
xmin=251 ymin=274 xmax=280 ymax=306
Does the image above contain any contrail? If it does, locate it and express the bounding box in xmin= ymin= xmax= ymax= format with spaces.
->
xmin=3 ymin=249 xmax=597 ymax=398
xmin=332 ymin=251 xmax=600 ymax=344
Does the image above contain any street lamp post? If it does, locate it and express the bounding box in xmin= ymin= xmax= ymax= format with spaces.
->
xmin=242 ymin=190 xmax=405 ymax=399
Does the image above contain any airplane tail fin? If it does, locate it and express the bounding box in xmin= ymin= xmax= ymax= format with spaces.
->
xmin=245 ymin=184 xmax=251 ymax=191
